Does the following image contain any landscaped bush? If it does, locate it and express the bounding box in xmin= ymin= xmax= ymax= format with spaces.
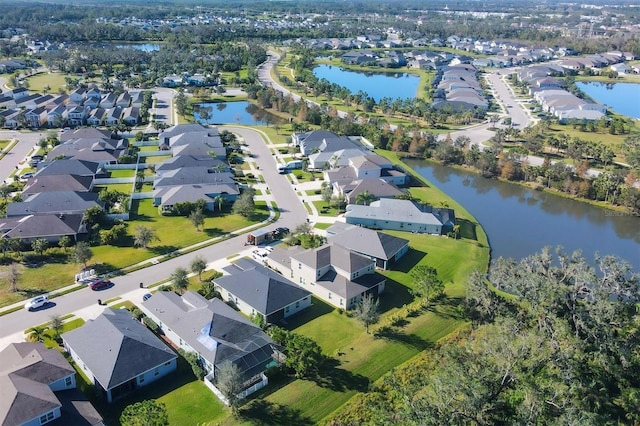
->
xmin=143 ymin=317 xmax=160 ymax=333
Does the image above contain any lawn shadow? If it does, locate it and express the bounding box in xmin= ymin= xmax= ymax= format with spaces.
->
xmin=391 ymin=248 xmax=427 ymax=274
xmin=148 ymin=245 xmax=179 ymax=255
xmin=279 ymin=297 xmax=334 ymax=331
xmin=457 ymin=218 xmax=478 ymax=241
xmin=424 ymin=296 xmax=466 ymax=321
xmin=378 ymin=278 xmax=414 ymax=314
xmin=310 ymin=357 xmax=370 ymax=393
xmin=240 ymin=399 xmax=314 ymax=426
xmin=374 ymin=326 xmax=433 ymax=351
xmin=204 ymin=227 xmax=224 ymax=238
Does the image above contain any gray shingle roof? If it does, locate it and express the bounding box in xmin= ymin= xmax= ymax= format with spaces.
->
xmin=23 ymin=174 xmax=93 ymax=195
xmin=6 ymin=191 xmax=101 ymax=217
xmin=35 ymin=159 xmax=100 ymax=177
xmin=317 ymin=269 xmax=386 ymax=299
xmin=141 ymin=292 xmax=276 ymax=378
xmin=0 ymin=343 xmax=75 ymax=426
xmin=61 ymin=309 xmax=176 ymax=390
xmin=327 ymin=225 xmax=409 ymax=261
xmin=214 ymin=261 xmax=311 ymax=316
xmin=3 ymin=213 xmax=84 ymax=240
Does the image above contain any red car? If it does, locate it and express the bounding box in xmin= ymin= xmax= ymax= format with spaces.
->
xmin=89 ymin=279 xmax=113 ymax=291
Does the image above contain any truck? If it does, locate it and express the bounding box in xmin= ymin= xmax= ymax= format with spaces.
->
xmin=278 ymin=160 xmax=303 ymax=174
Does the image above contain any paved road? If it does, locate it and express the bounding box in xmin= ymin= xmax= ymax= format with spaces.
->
xmin=0 ymin=126 xmax=308 ymax=342
xmin=485 ymin=71 xmax=534 ymax=129
xmin=0 ymin=131 xmax=47 ymax=183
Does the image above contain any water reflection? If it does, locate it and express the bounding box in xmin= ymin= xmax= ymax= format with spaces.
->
xmin=406 ymin=160 xmax=640 ymax=269
xmin=194 ymin=101 xmax=283 ymax=126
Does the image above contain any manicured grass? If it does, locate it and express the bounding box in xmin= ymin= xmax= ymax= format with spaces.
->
xmin=312 ymin=200 xmax=344 ymax=217
xmin=93 ymin=183 xmax=133 ymax=193
xmin=314 ymin=222 xmax=331 ymax=230
xmin=90 ymin=199 xmax=269 ymax=271
xmin=545 ymin=123 xmax=637 ymax=157
xmin=0 ymin=260 xmax=77 ymax=308
xmin=25 ymin=72 xmax=70 ymax=93
xmin=109 ymin=169 xmax=135 ymax=178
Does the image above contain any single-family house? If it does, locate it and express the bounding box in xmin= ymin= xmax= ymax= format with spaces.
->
xmin=140 ymin=291 xmax=281 ymax=403
xmin=8 ymin=87 xmax=29 ymax=100
xmin=47 ymin=137 xmax=127 ymax=165
xmin=338 ymin=178 xmax=406 ymax=204
xmin=267 ymin=243 xmax=386 ymax=310
xmin=100 ymin=93 xmax=117 ymax=108
xmin=121 ymin=106 xmax=139 ymax=126
xmin=24 ymin=107 xmax=48 ymax=128
xmin=86 ymin=87 xmax=102 ymax=100
xmin=326 ymin=222 xmax=410 ymax=270
xmin=0 ymin=342 xmax=101 ymax=426
xmin=215 ymin=258 xmax=312 ymax=323
xmin=2 ymin=110 xmax=23 ymax=129
xmin=46 ymin=106 xmax=67 ymax=128
xmin=155 ymin=155 xmax=229 ymax=174
xmin=153 ymin=168 xmax=235 ymax=189
xmin=86 ymin=108 xmax=107 ymax=126
xmin=152 ymin=182 xmax=239 ymax=213
xmin=610 ymin=63 xmax=631 ymax=75
xmin=66 ymin=105 xmax=89 ymax=127
xmin=34 ymin=159 xmax=102 ymax=178
xmin=22 ymin=174 xmax=93 ymax=196
xmin=103 ymin=107 xmax=123 ymax=126
xmin=1 ymin=213 xmax=86 ymax=245
xmin=69 ymin=88 xmax=86 ymax=104
xmin=116 ymin=92 xmax=131 ymax=108
xmin=62 ymin=308 xmax=177 ymax=403
xmin=344 ymin=198 xmax=456 ymax=235
xmin=6 ymin=191 xmax=102 ymax=217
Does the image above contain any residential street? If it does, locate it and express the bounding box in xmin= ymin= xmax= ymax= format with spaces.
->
xmin=0 ymin=126 xmax=308 ymax=348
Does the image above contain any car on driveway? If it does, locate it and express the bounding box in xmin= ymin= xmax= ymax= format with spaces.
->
xmin=19 ymin=172 xmax=35 ymax=181
xmin=24 ymin=295 xmax=49 ymax=311
xmin=252 ymin=249 xmax=269 ymax=262
xmin=89 ymin=279 xmax=113 ymax=291
xmin=142 ymin=293 xmax=152 ymax=302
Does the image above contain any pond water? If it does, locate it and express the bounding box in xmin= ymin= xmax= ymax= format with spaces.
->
xmin=114 ymin=43 xmax=161 ymax=52
xmin=313 ymin=64 xmax=420 ymax=102
xmin=193 ymin=101 xmax=284 ymax=126
xmin=576 ymin=81 xmax=640 ymax=119
xmin=405 ymin=160 xmax=640 ymax=270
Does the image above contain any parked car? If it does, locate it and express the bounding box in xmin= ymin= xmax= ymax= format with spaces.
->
xmin=252 ymin=249 xmax=269 ymax=262
xmin=24 ymin=295 xmax=49 ymax=311
xmin=89 ymin=279 xmax=113 ymax=291
xmin=142 ymin=293 xmax=152 ymax=302
xmin=273 ymin=227 xmax=290 ymax=239
xmin=19 ymin=172 xmax=35 ymax=181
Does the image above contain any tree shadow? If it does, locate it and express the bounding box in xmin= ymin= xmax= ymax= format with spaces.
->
xmin=373 ymin=327 xmax=433 ymax=351
xmin=203 ymin=227 xmax=224 ymax=238
xmin=424 ymin=296 xmax=466 ymax=321
xmin=147 ymin=245 xmax=179 ymax=255
xmin=240 ymin=399 xmax=314 ymax=426
xmin=391 ymin=248 xmax=427 ymax=273
xmin=310 ymin=357 xmax=369 ymax=392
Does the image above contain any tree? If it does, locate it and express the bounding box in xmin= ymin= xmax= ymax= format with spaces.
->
xmin=409 ymin=265 xmax=445 ymax=305
xmin=213 ymin=195 xmax=226 ymax=213
xmin=190 ymin=256 xmax=207 ymax=281
xmin=171 ymin=267 xmax=189 ymax=294
xmin=49 ymin=314 xmax=64 ymax=342
xmin=355 ymin=190 xmax=376 ymax=206
xmin=8 ymin=262 xmax=20 ymax=292
xmin=189 ymin=207 xmax=205 ymax=232
xmin=31 ymin=238 xmax=48 ymax=256
xmin=58 ymin=236 xmax=71 ymax=250
xmin=134 ymin=226 xmax=158 ymax=249
xmin=353 ymin=293 xmax=380 ymax=333
xmin=72 ymin=242 xmax=93 ymax=268
xmin=26 ymin=325 xmax=48 ymax=343
xmin=232 ymin=188 xmax=256 ymax=218
xmin=120 ymin=400 xmax=169 ymax=426
xmin=284 ymin=333 xmax=324 ymax=378
xmin=321 ymin=181 xmax=333 ymax=203
xmin=215 ymin=361 xmax=244 ymax=414
xmin=175 ymin=91 xmax=187 ymax=117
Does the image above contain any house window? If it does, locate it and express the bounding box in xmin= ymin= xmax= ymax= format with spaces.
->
xmin=285 ymin=306 xmax=290 ymax=312
xmin=298 ymin=262 xmax=302 ymax=269
xmin=295 ymin=301 xmax=299 ymax=308
xmin=340 ymin=298 xmax=344 ymax=306
xmin=65 ymin=376 xmax=72 ymax=387
xmin=40 ymin=412 xmax=54 ymax=424
xmin=139 ymin=374 xmax=145 ymax=384
xmin=328 ymin=292 xmax=332 ymax=299
xmin=154 ymin=368 xmax=159 ymax=376
xmin=164 ymin=361 xmax=172 ymax=366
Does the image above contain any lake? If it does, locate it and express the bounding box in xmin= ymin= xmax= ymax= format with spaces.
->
xmin=114 ymin=43 xmax=160 ymax=52
xmin=313 ymin=64 xmax=420 ymax=102
xmin=194 ymin=101 xmax=284 ymax=126
xmin=405 ymin=160 xmax=640 ymax=270
xmin=576 ymin=81 xmax=640 ymax=119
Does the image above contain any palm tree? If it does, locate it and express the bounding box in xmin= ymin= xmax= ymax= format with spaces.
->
xmin=133 ymin=226 xmax=158 ymax=249
xmin=213 ymin=195 xmax=226 ymax=213
xmin=171 ymin=267 xmax=190 ymax=295
xmin=355 ymin=191 xmax=376 ymax=206
xmin=26 ymin=326 xmax=48 ymax=343
xmin=452 ymin=224 xmax=461 ymax=239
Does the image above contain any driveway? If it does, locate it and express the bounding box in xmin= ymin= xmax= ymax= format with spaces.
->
xmin=0 ymin=126 xmax=308 ymax=345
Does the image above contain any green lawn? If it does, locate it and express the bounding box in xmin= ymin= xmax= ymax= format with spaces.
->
xmin=25 ymin=72 xmax=70 ymax=93
xmin=314 ymin=222 xmax=332 ymax=230
xmin=93 ymin=183 xmax=133 ymax=193
xmin=109 ymin=169 xmax=135 ymax=178
xmin=312 ymin=200 xmax=345 ymax=217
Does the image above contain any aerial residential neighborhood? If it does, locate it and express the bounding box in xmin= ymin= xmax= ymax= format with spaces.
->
xmin=0 ymin=0 xmax=638 ymax=424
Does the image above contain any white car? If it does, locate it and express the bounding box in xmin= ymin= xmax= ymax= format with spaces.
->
xmin=252 ymin=249 xmax=269 ymax=262
xmin=24 ymin=295 xmax=49 ymax=311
